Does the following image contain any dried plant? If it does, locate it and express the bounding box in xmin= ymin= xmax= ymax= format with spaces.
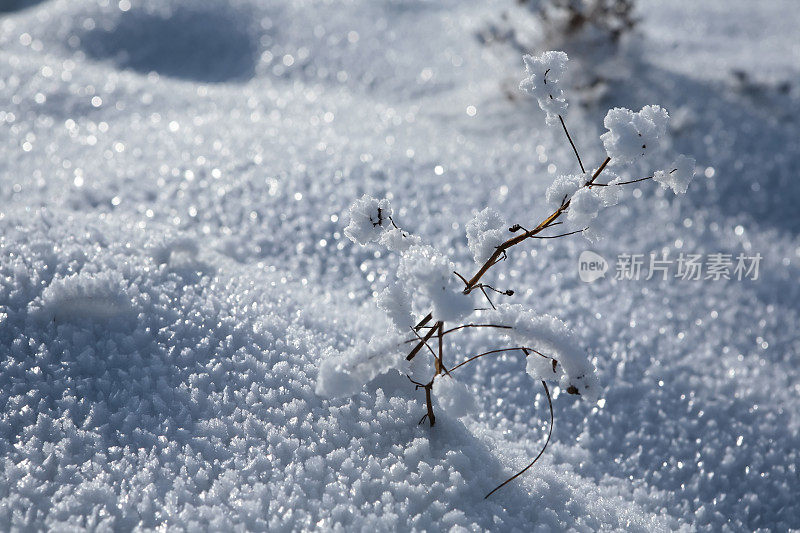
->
xmin=316 ymin=51 xmax=696 ymax=498
xmin=533 ymin=0 xmax=638 ymax=47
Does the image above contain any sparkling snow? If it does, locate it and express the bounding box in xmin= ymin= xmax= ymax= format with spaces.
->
xmin=1 ymin=0 xmax=799 ymax=530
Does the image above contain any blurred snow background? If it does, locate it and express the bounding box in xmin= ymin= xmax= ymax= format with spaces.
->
xmin=0 ymin=0 xmax=798 ymax=530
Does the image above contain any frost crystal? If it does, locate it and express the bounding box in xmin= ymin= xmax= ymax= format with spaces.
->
xmin=520 ymin=51 xmax=569 ymax=125
xmin=344 ymin=194 xmax=392 ymax=245
xmin=465 ymin=207 xmax=507 ymax=263
xmin=653 ymin=154 xmax=696 ymax=195
xmin=398 ymin=244 xmax=473 ymax=322
xmin=490 ymin=304 xmax=599 ymax=399
xmin=433 ymin=376 xmax=476 ymax=418
xmin=546 ymin=173 xmax=586 ymax=208
xmin=567 ymin=187 xmax=603 ymax=227
xmin=595 ymin=173 xmax=623 ymax=207
xmin=376 ymin=281 xmax=414 ymax=333
xmin=379 ymin=227 xmax=422 ymax=253
xmin=601 ymin=105 xmax=669 ymax=163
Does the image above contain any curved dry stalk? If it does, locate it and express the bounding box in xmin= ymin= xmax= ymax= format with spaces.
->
xmin=592 ymin=167 xmax=677 ymax=187
xmin=404 ymin=324 xmax=513 ymax=347
xmin=440 ymin=323 xmax=513 ymax=336
xmin=485 ymin=380 xmax=554 ymax=499
xmin=529 ymin=228 xmax=586 ymax=239
xmin=449 ymin=347 xmax=529 ymax=373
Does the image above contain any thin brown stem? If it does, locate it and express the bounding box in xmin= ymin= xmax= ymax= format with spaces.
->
xmin=424 ymin=384 xmax=435 ymax=427
xmin=409 ymin=324 xmax=439 ymax=361
xmin=450 ymin=347 xmax=529 ymax=372
xmin=436 ymin=321 xmax=444 ymax=374
xmin=529 ymin=228 xmax=586 ymax=239
xmin=440 ymin=323 xmax=513 ymax=336
xmin=406 ymin=323 xmax=440 ymax=361
xmin=485 ymin=380 xmax=554 ymax=499
xmin=402 ymin=323 xmax=513 ymax=346
xmin=592 ymin=168 xmax=676 ymax=187
xmin=558 ymin=114 xmax=585 ymax=174
xmin=464 ymin=156 xmax=611 ymax=293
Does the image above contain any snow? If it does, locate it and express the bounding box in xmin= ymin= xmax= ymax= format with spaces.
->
xmin=594 ymin=173 xmax=623 ymax=207
xmin=343 ymin=194 xmax=393 ymax=246
xmin=1 ymin=0 xmax=799 ymax=530
xmin=465 ymin=207 xmax=507 ymax=263
xmin=519 ymin=51 xmax=570 ymax=125
xmin=654 ymin=154 xmax=697 ymax=195
xmin=567 ymin=186 xmax=603 ymax=228
xmin=600 ymin=105 xmax=670 ymax=163
xmin=316 ymin=334 xmax=407 ymax=399
xmin=397 ymin=244 xmax=473 ymax=322
xmin=546 ymin=173 xmax=586 ymax=208
xmin=376 ymin=281 xmax=414 ymax=333
xmin=490 ymin=304 xmax=600 ymax=400
xmin=433 ymin=376 xmax=477 ymax=419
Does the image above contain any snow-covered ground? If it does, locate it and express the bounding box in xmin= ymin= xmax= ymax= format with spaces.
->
xmin=1 ymin=0 xmax=798 ymax=530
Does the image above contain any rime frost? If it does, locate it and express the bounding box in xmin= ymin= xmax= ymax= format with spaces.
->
xmin=519 ymin=51 xmax=569 ymax=125
xmin=343 ymin=194 xmax=393 ymax=245
xmin=490 ymin=304 xmax=599 ymax=399
xmin=601 ymin=105 xmax=670 ymax=163
xmin=567 ymin=187 xmax=603 ymax=227
xmin=398 ymin=244 xmax=473 ymax=322
xmin=379 ymin=226 xmax=422 ymax=252
xmin=546 ymin=173 xmax=586 ymax=208
xmin=465 ymin=207 xmax=507 ymax=263
xmin=595 ymin=173 xmax=624 ymax=207
xmin=37 ymin=270 xmax=133 ymax=322
xmin=376 ymin=281 xmax=414 ymax=333
xmin=653 ymin=154 xmax=697 ymax=194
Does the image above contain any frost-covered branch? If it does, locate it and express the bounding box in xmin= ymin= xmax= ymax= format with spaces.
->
xmin=318 ymin=49 xmax=697 ymax=499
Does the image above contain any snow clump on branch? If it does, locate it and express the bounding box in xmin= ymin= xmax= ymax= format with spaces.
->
xmin=653 ymin=154 xmax=697 ymax=195
xmin=398 ymin=244 xmax=473 ymax=322
xmin=546 ymin=173 xmax=586 ymax=208
xmin=601 ymin=105 xmax=670 ymax=163
xmin=566 ymin=187 xmax=603 ymax=227
xmin=315 ymin=335 xmax=408 ymax=398
xmin=344 ymin=194 xmax=393 ymax=245
xmin=466 ymin=207 xmax=507 ymax=263
xmin=519 ymin=51 xmax=570 ymax=125
xmin=376 ymin=281 xmax=414 ymax=333
xmin=490 ymin=304 xmax=599 ymax=400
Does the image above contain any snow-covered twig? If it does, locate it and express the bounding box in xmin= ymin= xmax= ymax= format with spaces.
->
xmin=319 ymin=50 xmax=697 ymax=499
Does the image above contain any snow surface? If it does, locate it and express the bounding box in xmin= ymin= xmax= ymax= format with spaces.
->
xmin=1 ymin=0 xmax=799 ymax=530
